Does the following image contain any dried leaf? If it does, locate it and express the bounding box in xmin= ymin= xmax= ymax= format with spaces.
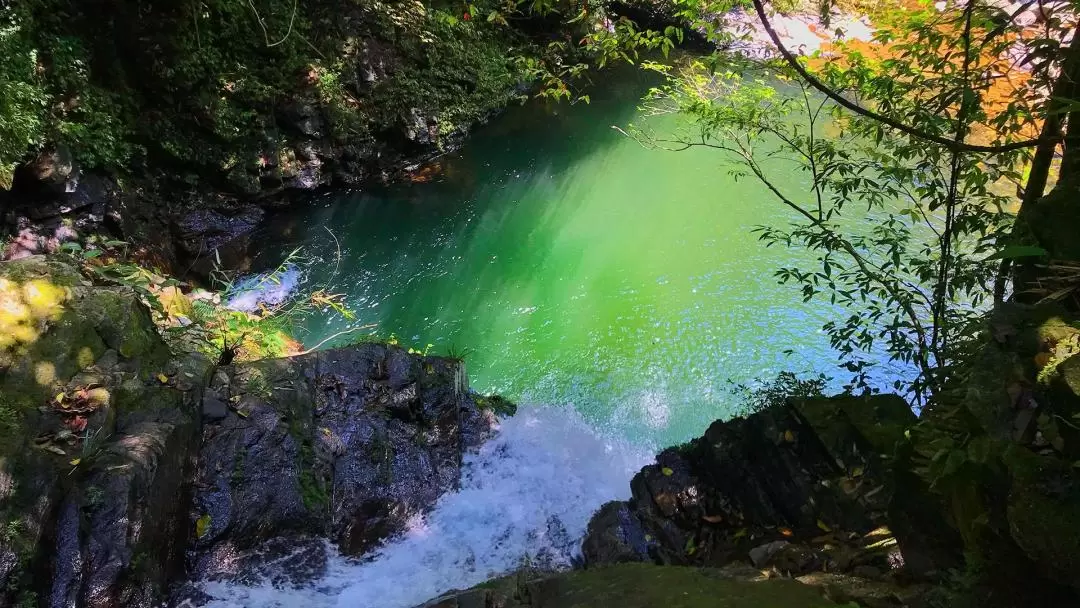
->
xmin=816 ymin=519 xmax=832 ymax=532
xmin=782 ymin=429 xmax=796 ymax=443
xmin=702 ymin=514 xmax=724 ymax=524
xmin=69 ymin=458 xmax=81 ymax=466
xmin=195 ymin=514 xmax=212 ymax=539
xmin=157 ymin=373 xmax=170 ymax=384
xmin=780 ymin=527 xmax=794 ymax=538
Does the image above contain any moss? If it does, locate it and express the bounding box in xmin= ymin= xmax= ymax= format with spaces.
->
xmin=436 ymin=563 xmax=843 ymax=607
xmin=795 ymin=394 xmax=915 ymax=459
xmin=80 ymin=290 xmax=168 ymax=363
xmin=475 ymin=393 xmax=518 ymax=417
xmin=298 ymin=466 xmax=329 ymax=511
xmin=1002 ymin=444 xmax=1080 ymax=589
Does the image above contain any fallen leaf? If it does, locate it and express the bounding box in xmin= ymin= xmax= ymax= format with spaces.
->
xmin=69 ymin=458 xmax=81 ymax=466
xmin=55 ymin=392 xmax=65 ymax=404
xmin=321 ymin=427 xmax=333 ymax=437
xmin=44 ymin=445 xmax=66 ymax=456
xmin=661 ymin=467 xmax=674 ymax=476
xmin=1035 ymin=352 xmax=1053 ymax=369
xmin=816 ymin=519 xmax=831 ymax=532
xmin=782 ymin=429 xmax=796 ymax=443
xmin=733 ymin=528 xmax=748 ymax=539
xmin=850 ymin=466 xmax=865 ymax=477
xmin=235 ymin=409 xmax=250 ymax=418
xmin=157 ymin=373 xmax=170 ymax=384
xmin=780 ymin=527 xmax=794 ymax=538
xmin=702 ymin=514 xmax=724 ymax=524
xmin=195 ymin=514 xmax=212 ymax=539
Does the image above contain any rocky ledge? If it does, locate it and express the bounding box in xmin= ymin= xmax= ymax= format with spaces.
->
xmin=0 ymin=255 xmax=500 ymax=608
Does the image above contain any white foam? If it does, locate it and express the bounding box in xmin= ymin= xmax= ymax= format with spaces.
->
xmin=194 ymin=405 xmax=650 ymax=608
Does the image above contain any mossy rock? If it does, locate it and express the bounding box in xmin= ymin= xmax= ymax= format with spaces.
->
xmin=1026 ymin=182 xmax=1080 ymax=262
xmin=1002 ymin=444 xmax=1080 ymax=592
xmin=795 ymin=394 xmax=915 ymax=462
xmin=422 ymin=563 xmax=843 ymax=607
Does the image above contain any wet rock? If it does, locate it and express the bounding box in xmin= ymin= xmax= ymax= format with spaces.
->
xmin=202 ymin=391 xmax=229 ymax=421
xmin=175 ymin=205 xmax=264 ymax=278
xmin=583 ymin=395 xmax=914 ymax=571
xmin=189 ymin=343 xmax=500 ymax=577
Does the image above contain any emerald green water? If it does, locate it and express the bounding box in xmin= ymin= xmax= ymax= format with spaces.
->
xmin=262 ymin=71 xmax=876 ymax=445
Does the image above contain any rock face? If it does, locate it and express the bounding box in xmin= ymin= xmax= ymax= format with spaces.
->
xmin=189 ymin=344 xmax=495 ymax=581
xmin=0 ymin=255 xmax=210 ymax=608
xmin=0 ymin=256 xmax=500 ymax=607
xmin=583 ymin=395 xmax=914 ymax=577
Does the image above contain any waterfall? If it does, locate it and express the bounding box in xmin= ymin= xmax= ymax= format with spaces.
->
xmin=191 ymin=405 xmax=650 ymax=608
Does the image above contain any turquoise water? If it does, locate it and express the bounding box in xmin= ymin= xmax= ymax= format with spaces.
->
xmin=257 ymin=70 xmax=899 ymax=445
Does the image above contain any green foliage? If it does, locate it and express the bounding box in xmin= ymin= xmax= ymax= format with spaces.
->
xmin=731 ymin=371 xmax=828 ymax=417
xmin=0 ymin=10 xmax=46 ymax=187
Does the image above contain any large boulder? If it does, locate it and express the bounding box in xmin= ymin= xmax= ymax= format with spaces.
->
xmin=582 ymin=395 xmax=914 ymax=574
xmin=188 ymin=344 xmax=497 ymax=580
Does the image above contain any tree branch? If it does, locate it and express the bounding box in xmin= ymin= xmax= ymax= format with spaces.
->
xmin=751 ymin=0 xmax=1048 ymax=154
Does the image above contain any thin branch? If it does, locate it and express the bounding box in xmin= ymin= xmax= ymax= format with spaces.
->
xmin=248 ymin=0 xmax=298 ymax=47
xmin=297 ymin=325 xmax=378 ymax=355
xmin=751 ymin=0 xmax=1048 ymax=154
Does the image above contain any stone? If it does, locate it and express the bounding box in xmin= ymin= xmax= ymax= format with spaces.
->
xmin=174 ymin=205 xmax=264 ymax=279
xmin=188 ymin=343 xmax=500 ymax=583
xmin=749 ymin=541 xmax=790 ymax=567
xmin=583 ymin=396 xmax=905 ymax=570
xmin=201 ymin=392 xmax=229 ymax=421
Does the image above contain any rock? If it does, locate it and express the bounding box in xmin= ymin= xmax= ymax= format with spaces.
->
xmin=277 ymin=100 xmax=326 ymax=138
xmin=189 ymin=343 xmax=500 ymax=580
xmin=582 ymin=502 xmax=654 ymax=564
xmin=749 ymin=540 xmax=790 ymax=567
xmin=1003 ymin=443 xmax=1080 ymax=593
xmin=174 ymin=205 xmax=264 ymax=278
xmin=0 ymin=256 xmax=211 ymax=607
xmin=583 ymin=396 xmax=910 ymax=569
xmin=201 ymin=391 xmax=229 ymax=421
xmin=13 ymin=144 xmax=79 ymax=197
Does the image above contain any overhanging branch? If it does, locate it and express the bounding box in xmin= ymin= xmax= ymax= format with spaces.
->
xmin=750 ymin=0 xmax=1049 ymax=154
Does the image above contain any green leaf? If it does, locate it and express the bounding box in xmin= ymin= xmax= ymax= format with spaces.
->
xmin=195 ymin=513 xmax=212 ymax=539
